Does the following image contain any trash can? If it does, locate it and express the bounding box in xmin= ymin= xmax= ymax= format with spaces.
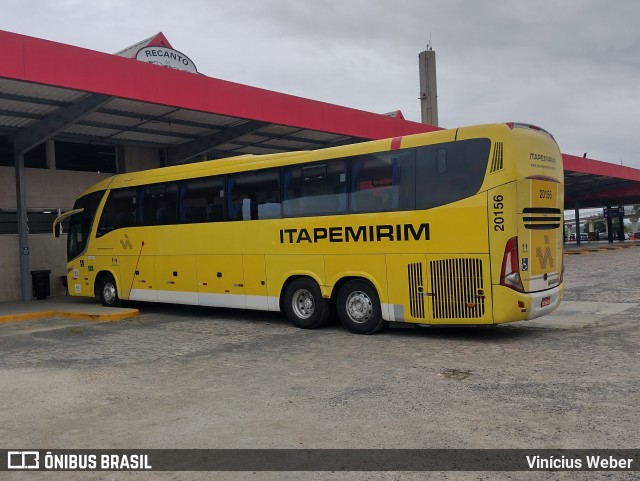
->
xmin=31 ymin=270 xmax=51 ymax=300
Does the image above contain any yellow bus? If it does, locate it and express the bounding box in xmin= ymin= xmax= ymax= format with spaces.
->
xmin=54 ymin=122 xmax=564 ymax=334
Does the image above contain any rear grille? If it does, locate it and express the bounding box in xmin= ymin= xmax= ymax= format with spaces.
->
xmin=430 ymin=258 xmax=485 ymax=319
xmin=407 ymin=262 xmax=425 ymax=319
xmin=523 ymin=207 xmax=561 ymax=230
xmin=523 ymin=208 xmax=561 ymax=214
xmin=490 ymin=142 xmax=504 ymax=172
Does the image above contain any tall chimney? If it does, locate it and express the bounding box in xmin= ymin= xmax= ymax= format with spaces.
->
xmin=419 ymin=49 xmax=438 ymax=126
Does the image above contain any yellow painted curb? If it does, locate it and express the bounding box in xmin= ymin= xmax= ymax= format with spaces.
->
xmin=58 ymin=310 xmax=140 ymax=321
xmin=563 ymin=244 xmax=639 ymax=256
xmin=0 ymin=312 xmax=52 ymax=323
xmin=0 ymin=309 xmax=139 ymax=324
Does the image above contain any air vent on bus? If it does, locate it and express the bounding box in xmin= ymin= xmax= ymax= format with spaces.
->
xmin=407 ymin=262 xmax=425 ymax=319
xmin=430 ymin=258 xmax=485 ymax=319
xmin=490 ymin=142 xmax=504 ymax=172
xmin=522 ymin=207 xmax=561 ymax=230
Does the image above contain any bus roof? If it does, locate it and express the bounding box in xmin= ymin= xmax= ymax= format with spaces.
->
xmin=78 ymin=123 xmax=544 ymax=196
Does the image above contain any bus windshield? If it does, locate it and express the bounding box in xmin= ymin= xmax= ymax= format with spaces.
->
xmin=67 ymin=190 xmax=104 ymax=261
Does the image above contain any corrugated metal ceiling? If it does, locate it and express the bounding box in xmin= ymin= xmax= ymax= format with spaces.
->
xmin=0 ymin=77 xmax=363 ymax=161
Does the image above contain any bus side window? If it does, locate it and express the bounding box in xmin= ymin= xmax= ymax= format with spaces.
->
xmin=437 ymin=148 xmax=447 ymax=174
xmin=283 ymin=160 xmax=347 ymax=217
xmin=415 ymin=139 xmax=490 ymax=209
xmin=350 ymin=153 xmax=409 ymax=213
xmin=141 ymin=183 xmax=178 ymax=226
xmin=180 ymin=177 xmax=224 ymax=223
xmin=227 ymin=169 xmax=281 ymax=221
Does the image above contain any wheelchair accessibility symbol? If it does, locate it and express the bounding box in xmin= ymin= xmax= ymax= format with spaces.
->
xmin=522 ymin=258 xmax=529 ymax=272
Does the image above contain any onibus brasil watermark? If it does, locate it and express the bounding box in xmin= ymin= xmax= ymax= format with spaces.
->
xmin=6 ymin=451 xmax=151 ymax=471
xmin=2 ymin=449 xmax=638 ymax=472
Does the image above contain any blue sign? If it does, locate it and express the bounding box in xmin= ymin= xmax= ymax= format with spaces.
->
xmin=522 ymin=258 xmax=529 ymax=272
xmin=22 ymin=247 xmax=29 ymax=256
xmin=603 ymin=206 xmax=624 ymax=219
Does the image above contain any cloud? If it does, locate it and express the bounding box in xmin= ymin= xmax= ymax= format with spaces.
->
xmin=1 ymin=0 xmax=639 ymax=167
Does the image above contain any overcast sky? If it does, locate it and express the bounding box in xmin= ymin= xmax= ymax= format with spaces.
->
xmin=3 ymin=0 xmax=639 ymax=168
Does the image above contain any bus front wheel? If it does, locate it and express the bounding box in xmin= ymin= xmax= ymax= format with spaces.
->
xmin=98 ymin=273 xmax=121 ymax=307
xmin=337 ymin=280 xmax=386 ymax=334
xmin=283 ymin=278 xmax=330 ymax=329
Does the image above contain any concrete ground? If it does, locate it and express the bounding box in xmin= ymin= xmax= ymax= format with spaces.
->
xmin=1 ymin=245 xmax=639 ymax=480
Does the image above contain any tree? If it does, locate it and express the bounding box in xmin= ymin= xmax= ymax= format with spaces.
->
xmin=594 ymin=220 xmax=606 ymax=233
xmin=630 ymin=205 xmax=640 ymax=232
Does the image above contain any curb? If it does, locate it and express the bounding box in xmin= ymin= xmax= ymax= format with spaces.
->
xmin=564 ymin=243 xmax=640 ymax=256
xmin=0 ymin=308 xmax=139 ymax=324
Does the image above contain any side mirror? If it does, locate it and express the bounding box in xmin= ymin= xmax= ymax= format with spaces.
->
xmin=52 ymin=208 xmax=84 ymax=238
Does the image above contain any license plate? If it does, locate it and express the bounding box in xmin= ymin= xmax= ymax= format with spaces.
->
xmin=541 ymin=296 xmax=551 ymax=307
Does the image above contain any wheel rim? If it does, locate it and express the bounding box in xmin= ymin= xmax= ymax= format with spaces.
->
xmin=345 ymin=291 xmax=373 ymax=324
xmin=291 ymin=288 xmax=315 ymax=319
xmin=103 ymin=282 xmax=116 ymax=304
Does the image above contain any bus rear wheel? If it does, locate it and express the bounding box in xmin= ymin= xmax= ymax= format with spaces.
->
xmin=98 ymin=273 xmax=121 ymax=307
xmin=337 ymin=280 xmax=386 ymax=334
xmin=283 ymin=278 xmax=330 ymax=329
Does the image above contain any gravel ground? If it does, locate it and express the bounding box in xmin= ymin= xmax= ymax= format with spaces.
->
xmin=1 ymin=246 xmax=639 ymax=481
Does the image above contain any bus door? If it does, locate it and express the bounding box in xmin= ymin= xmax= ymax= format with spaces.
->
xmin=197 ymin=255 xmax=245 ymax=309
xmin=69 ymin=256 xmax=88 ymax=297
xmin=517 ymin=178 xmax=563 ymax=293
xmin=155 ymin=255 xmax=198 ymax=305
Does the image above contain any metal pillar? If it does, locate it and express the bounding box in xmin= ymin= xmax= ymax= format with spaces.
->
xmin=618 ymin=210 xmax=625 ymax=241
xmin=10 ymin=93 xmax=112 ymax=301
xmin=14 ymin=152 xmax=31 ymax=300
xmin=116 ymin=145 xmax=126 ymax=173
xmin=607 ymin=205 xmax=614 ymax=243
xmin=574 ymin=200 xmax=581 ymax=245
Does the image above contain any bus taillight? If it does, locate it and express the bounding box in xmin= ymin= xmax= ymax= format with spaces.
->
xmin=500 ymin=237 xmax=524 ymax=292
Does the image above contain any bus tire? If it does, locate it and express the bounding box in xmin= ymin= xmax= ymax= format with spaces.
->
xmin=283 ymin=278 xmax=329 ymax=329
xmin=98 ymin=273 xmax=121 ymax=307
xmin=337 ymin=279 xmax=386 ymax=334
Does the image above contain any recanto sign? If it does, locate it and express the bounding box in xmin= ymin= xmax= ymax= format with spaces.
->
xmin=135 ymin=47 xmax=198 ymax=73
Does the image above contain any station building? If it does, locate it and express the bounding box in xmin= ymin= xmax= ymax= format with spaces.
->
xmin=1 ymin=30 xmax=639 ymax=302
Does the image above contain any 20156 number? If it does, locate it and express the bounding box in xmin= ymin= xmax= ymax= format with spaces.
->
xmin=493 ymin=195 xmax=504 ymax=231
xmin=540 ymin=189 xmax=552 ymax=199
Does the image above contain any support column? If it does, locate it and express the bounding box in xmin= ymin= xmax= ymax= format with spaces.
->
xmin=10 ymin=93 xmax=113 ymax=302
xmin=618 ymin=208 xmax=625 ymax=241
xmin=116 ymin=145 xmax=126 ymax=173
xmin=46 ymin=139 xmax=56 ymax=170
xmin=574 ymin=201 xmax=581 ymax=246
xmin=607 ymin=205 xmax=614 ymax=243
xmin=14 ymin=152 xmax=31 ymax=301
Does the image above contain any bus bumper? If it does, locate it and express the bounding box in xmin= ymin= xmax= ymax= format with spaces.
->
xmin=526 ymin=284 xmax=563 ymax=320
xmin=493 ymin=283 xmax=564 ymax=324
